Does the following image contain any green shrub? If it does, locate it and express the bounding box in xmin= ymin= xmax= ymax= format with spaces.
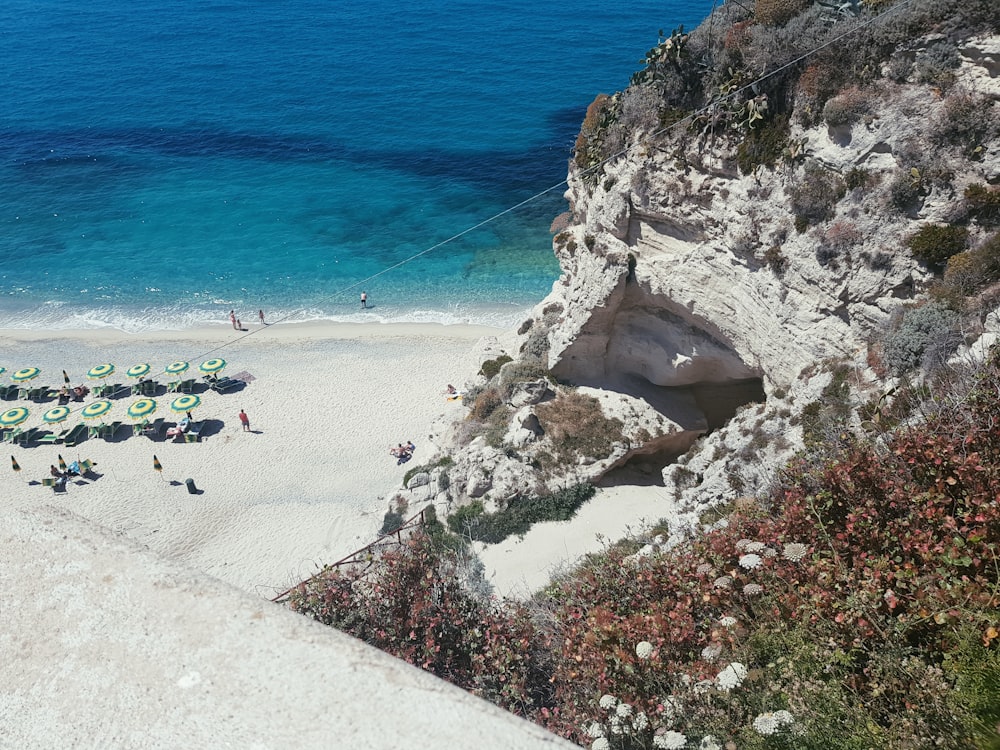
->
xmin=446 ymin=485 xmax=596 ymax=544
xmin=535 ymin=391 xmax=625 ymax=465
xmin=844 ymin=167 xmax=873 ymax=191
xmin=965 ymin=183 xmax=1000 ymax=227
xmin=755 ymin=0 xmax=810 ymax=26
xmin=932 ymin=93 xmax=1000 ymax=155
xmin=789 ymin=161 xmax=846 ymax=229
xmin=906 ymin=224 xmax=968 ymax=266
xmin=822 ymin=86 xmax=871 ymax=127
xmin=736 ymin=114 xmax=790 ymax=174
xmin=763 ymin=244 xmax=788 ymax=274
xmin=480 ymin=355 xmax=513 ymax=380
xmin=881 ymin=300 xmax=961 ymax=374
xmin=942 ymin=233 xmax=1000 ymax=296
xmin=379 ymin=508 xmax=405 ymax=536
xmin=914 ymin=40 xmax=961 ymax=86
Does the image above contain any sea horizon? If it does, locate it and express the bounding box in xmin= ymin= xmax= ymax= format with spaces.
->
xmin=1 ymin=0 xmax=713 ymax=332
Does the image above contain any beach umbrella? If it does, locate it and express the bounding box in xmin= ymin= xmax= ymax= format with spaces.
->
xmin=198 ymin=358 xmax=227 ymax=375
xmin=11 ymin=455 xmax=20 ymax=473
xmin=43 ymin=406 xmax=70 ymax=424
xmin=87 ymin=363 xmax=115 ymax=379
xmin=57 ymin=454 xmax=67 ymax=473
xmin=170 ymin=394 xmax=201 ymax=413
xmin=11 ymin=367 xmax=40 ymax=382
xmin=165 ymin=361 xmax=189 ymax=376
xmin=0 ymin=407 xmax=29 ymax=427
xmin=153 ymin=455 xmax=162 ymax=473
xmin=126 ymin=363 xmax=151 ymax=379
xmin=81 ymin=400 xmax=113 ymax=420
xmin=0 ymin=368 xmax=5 ymax=376
xmin=127 ymin=398 xmax=157 ymax=420
xmin=62 ymin=369 xmax=71 ymax=384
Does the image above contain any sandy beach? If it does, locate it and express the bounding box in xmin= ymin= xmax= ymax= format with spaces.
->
xmin=0 ymin=321 xmax=500 ymax=597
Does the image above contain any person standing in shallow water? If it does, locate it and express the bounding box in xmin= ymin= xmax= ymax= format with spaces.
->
xmin=360 ymin=291 xmax=367 ymax=309
xmin=258 ymin=309 xmax=265 ymax=325
xmin=229 ymin=310 xmax=237 ymax=329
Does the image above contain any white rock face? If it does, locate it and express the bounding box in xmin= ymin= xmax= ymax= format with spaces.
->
xmin=425 ymin=33 xmax=1000 ymax=513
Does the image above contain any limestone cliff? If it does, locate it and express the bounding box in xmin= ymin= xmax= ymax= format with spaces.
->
xmin=406 ymin=12 xmax=1000 ymax=527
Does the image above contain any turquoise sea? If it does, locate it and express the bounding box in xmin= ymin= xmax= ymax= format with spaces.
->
xmin=0 ymin=0 xmax=712 ymax=331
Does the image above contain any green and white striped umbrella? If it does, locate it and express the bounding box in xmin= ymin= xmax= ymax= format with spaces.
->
xmin=0 ymin=367 xmax=5 ymax=376
xmin=11 ymin=367 xmax=40 ymax=382
xmin=198 ymin=358 xmax=227 ymax=375
xmin=0 ymin=407 xmax=29 ymax=426
xmin=126 ymin=363 xmax=151 ymax=379
xmin=87 ymin=363 xmax=115 ymax=379
xmin=127 ymin=398 xmax=157 ymax=420
xmin=165 ymin=361 xmax=189 ymax=376
xmin=170 ymin=394 xmax=201 ymax=413
xmin=81 ymin=400 xmax=113 ymax=420
xmin=43 ymin=406 xmax=71 ymax=424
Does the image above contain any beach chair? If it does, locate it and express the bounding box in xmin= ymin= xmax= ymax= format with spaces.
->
xmin=37 ymin=427 xmax=70 ymax=445
xmin=210 ymin=376 xmax=240 ymax=394
xmin=184 ymin=421 xmax=204 ymax=442
xmin=63 ymin=423 xmax=88 ymax=447
xmin=4 ymin=427 xmax=22 ymax=444
xmin=133 ymin=419 xmax=149 ymax=436
xmin=167 ymin=380 xmax=182 ymax=393
xmin=0 ymin=384 xmax=16 ymax=399
xmin=142 ymin=379 xmax=158 ymax=396
xmin=144 ymin=417 xmax=166 ymax=440
xmin=13 ymin=427 xmax=40 ymax=446
xmin=99 ymin=421 xmax=122 ymax=441
xmin=180 ymin=379 xmax=196 ymax=394
xmin=42 ymin=476 xmax=67 ymax=492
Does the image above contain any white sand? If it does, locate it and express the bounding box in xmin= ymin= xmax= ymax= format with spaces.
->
xmin=475 ymin=484 xmax=671 ymax=598
xmin=0 ymin=322 xmax=496 ymax=597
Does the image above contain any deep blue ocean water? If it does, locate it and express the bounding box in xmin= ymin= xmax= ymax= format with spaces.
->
xmin=0 ymin=0 xmax=712 ymax=331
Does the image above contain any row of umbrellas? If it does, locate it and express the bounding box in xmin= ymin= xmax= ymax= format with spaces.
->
xmin=0 ymin=358 xmax=226 ymax=384
xmin=0 ymin=394 xmax=202 ymax=428
xmin=11 ymin=453 xmax=165 ymax=475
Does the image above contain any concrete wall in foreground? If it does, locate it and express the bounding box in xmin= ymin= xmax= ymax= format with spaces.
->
xmin=0 ymin=506 xmax=575 ymax=750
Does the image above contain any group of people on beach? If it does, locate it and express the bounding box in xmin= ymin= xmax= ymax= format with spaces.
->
xmin=229 ymin=309 xmax=266 ymax=330
xmin=390 ymin=441 xmax=416 ymax=465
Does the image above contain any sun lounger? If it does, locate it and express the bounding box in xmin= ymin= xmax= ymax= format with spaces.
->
xmin=0 ymin=384 xmax=17 ymax=399
xmin=210 ymin=376 xmax=240 ymax=393
xmin=144 ymin=417 xmax=166 ymax=440
xmin=184 ymin=421 xmax=204 ymax=442
xmin=37 ymin=427 xmax=71 ymax=445
xmin=42 ymin=476 xmax=67 ymax=492
xmin=180 ymin=379 xmax=196 ymax=394
xmin=13 ymin=427 xmax=41 ymax=445
xmin=99 ymin=421 xmax=123 ymax=440
xmin=63 ymin=423 xmax=88 ymax=447
xmin=167 ymin=380 xmax=182 ymax=393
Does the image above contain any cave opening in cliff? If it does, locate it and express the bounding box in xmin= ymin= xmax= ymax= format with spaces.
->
xmin=600 ymin=376 xmax=767 ymax=486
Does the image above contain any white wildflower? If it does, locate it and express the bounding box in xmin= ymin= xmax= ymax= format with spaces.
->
xmin=635 ymin=640 xmax=655 ymax=659
xmin=592 ymin=738 xmax=611 ymax=750
xmin=753 ymin=712 xmax=780 ymax=735
xmin=713 ymin=575 xmax=732 ymax=590
xmin=696 ymin=562 xmax=713 ymax=575
xmin=616 ymin=702 xmax=633 ymax=719
xmin=745 ymin=541 xmax=766 ymax=553
xmin=743 ymin=582 xmax=764 ymax=595
xmin=753 ymin=709 xmax=795 ymax=735
xmin=653 ymin=730 xmax=687 ymax=749
xmin=782 ymin=542 xmax=809 ymax=562
xmin=701 ymin=642 xmax=723 ymax=662
xmin=632 ymin=711 xmax=649 ymax=731
xmin=718 ymin=616 xmax=738 ymax=627
xmin=599 ymin=694 xmax=618 ymax=710
xmin=693 ymin=679 xmax=714 ymax=695
xmin=735 ymin=538 xmax=754 ymax=550
xmin=762 ymin=546 xmax=778 ymax=558
xmin=716 ymin=662 xmax=748 ymax=691
xmin=586 ymin=722 xmax=606 ymax=739
xmin=699 ymin=735 xmax=722 ymax=750
xmin=738 ymin=553 xmax=762 ymax=570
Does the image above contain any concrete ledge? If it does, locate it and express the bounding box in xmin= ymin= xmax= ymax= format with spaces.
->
xmin=0 ymin=506 xmax=574 ymax=749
